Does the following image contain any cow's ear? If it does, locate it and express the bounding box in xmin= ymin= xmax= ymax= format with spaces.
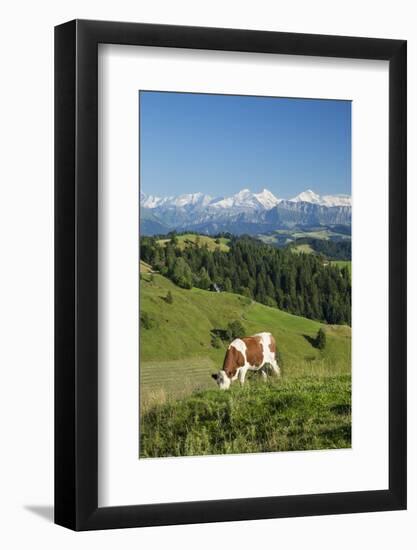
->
xmin=211 ymin=373 xmax=218 ymax=380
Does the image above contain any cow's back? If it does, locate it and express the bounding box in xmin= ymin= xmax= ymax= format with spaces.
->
xmin=242 ymin=335 xmax=263 ymax=367
xmin=229 ymin=332 xmax=276 ymax=369
xmin=254 ymin=332 xmax=276 ymax=362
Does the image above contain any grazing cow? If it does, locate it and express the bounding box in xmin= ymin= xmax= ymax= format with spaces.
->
xmin=212 ymin=332 xmax=280 ymax=390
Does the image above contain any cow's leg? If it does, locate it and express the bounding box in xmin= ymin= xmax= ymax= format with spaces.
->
xmin=261 ymin=369 xmax=268 ymax=382
xmin=238 ymin=366 xmax=249 ymax=386
xmin=270 ymin=358 xmax=281 ymax=377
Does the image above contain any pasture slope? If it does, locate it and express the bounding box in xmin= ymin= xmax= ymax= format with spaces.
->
xmin=331 ymin=260 xmax=352 ymax=275
xmin=140 ymin=273 xmax=351 ymax=457
xmin=157 ymin=233 xmax=230 ymax=252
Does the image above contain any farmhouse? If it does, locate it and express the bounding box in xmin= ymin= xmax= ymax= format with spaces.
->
xmin=210 ymin=283 xmax=221 ymax=292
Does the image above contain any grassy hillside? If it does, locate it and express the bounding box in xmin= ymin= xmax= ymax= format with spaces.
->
xmin=257 ymin=227 xmax=351 ymax=248
xmin=331 ymin=260 xmax=352 ymax=275
xmin=141 ymin=375 xmax=351 ymax=457
xmin=140 ymin=273 xmax=350 ymax=403
xmin=140 ymin=260 xmax=152 ymax=273
xmin=157 ymin=233 xmax=230 ymax=252
xmin=290 ymin=243 xmax=315 ymax=255
xmin=140 ymin=272 xmax=351 ymax=457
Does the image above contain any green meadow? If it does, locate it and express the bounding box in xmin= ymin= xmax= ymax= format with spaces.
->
xmin=139 ymin=273 xmax=351 ymax=457
xmin=140 ymin=375 xmax=351 ymax=457
xmin=157 ymin=233 xmax=230 ymax=252
xmin=330 ymin=260 xmax=352 ymax=275
xmin=290 ymin=243 xmax=315 ymax=255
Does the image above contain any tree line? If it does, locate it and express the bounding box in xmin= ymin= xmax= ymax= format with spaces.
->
xmin=140 ymin=234 xmax=351 ymax=325
xmin=289 ymin=237 xmax=351 ymax=260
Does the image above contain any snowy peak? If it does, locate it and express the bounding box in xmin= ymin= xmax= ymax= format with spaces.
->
xmin=142 ymin=188 xmax=282 ymax=212
xmin=141 ymin=187 xmax=352 ymax=235
xmin=141 ymin=194 xmax=167 ymax=209
xmin=253 ymin=189 xmax=282 ymax=209
xmin=290 ymin=189 xmax=322 ymax=204
xmin=320 ymin=194 xmax=351 ymax=207
xmin=170 ymin=192 xmax=213 ymax=208
xmin=142 ymin=187 xmax=351 ymax=214
xmin=289 ymin=189 xmax=351 ymax=207
xmin=141 ymin=192 xmax=212 ymax=209
xmin=210 ymin=188 xmax=280 ymax=210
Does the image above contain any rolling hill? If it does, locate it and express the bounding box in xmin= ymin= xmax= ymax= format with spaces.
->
xmin=140 ymin=273 xmax=351 ymax=402
xmin=157 ymin=233 xmax=230 ymax=252
xmin=140 ymin=272 xmax=351 ymax=457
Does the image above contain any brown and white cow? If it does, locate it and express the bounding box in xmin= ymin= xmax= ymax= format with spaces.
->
xmin=212 ymin=332 xmax=280 ymax=390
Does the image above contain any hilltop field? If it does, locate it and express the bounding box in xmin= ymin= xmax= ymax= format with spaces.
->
xmin=157 ymin=233 xmax=230 ymax=252
xmin=139 ymin=271 xmax=351 ymax=458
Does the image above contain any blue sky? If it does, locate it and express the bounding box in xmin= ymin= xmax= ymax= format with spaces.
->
xmin=139 ymin=91 xmax=351 ymax=199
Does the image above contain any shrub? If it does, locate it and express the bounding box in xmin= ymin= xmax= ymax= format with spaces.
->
xmin=165 ymin=291 xmax=173 ymax=304
xmin=170 ymin=257 xmax=193 ymax=289
xmin=140 ymin=311 xmax=157 ymax=330
xmin=226 ymin=320 xmax=245 ymax=340
xmin=169 ymin=232 xmax=178 ymax=245
xmin=315 ymin=327 xmax=327 ymax=350
xmin=223 ymin=278 xmax=233 ymax=292
xmin=197 ymin=267 xmax=211 ymax=290
xmin=211 ymin=334 xmax=222 ymax=348
xmin=264 ymin=296 xmax=277 ymax=308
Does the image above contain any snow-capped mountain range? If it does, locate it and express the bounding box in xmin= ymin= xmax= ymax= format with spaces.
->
xmin=289 ymin=189 xmax=351 ymax=207
xmin=142 ymin=192 xmax=214 ymax=210
xmin=142 ymin=188 xmax=351 ymax=211
xmin=210 ymin=188 xmax=281 ymax=210
xmin=140 ymin=188 xmax=351 ymax=236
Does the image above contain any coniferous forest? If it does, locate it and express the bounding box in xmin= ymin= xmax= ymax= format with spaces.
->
xmin=140 ymin=234 xmax=351 ymax=325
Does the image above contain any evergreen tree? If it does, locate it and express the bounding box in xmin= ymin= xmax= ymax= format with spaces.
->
xmin=170 ymin=257 xmax=193 ymax=289
xmin=223 ymin=277 xmax=232 ymax=292
xmin=140 ymin=234 xmax=351 ymax=325
xmin=316 ymin=327 xmax=327 ymax=350
xmin=197 ymin=267 xmax=211 ymax=290
xmin=226 ymin=320 xmax=245 ymax=340
xmin=211 ymin=334 xmax=222 ymax=348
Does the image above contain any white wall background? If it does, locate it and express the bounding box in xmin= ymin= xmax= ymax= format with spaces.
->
xmin=0 ymin=0 xmax=415 ymax=548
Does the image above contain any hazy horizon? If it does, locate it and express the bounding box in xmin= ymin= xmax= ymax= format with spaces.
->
xmin=140 ymin=186 xmax=351 ymax=200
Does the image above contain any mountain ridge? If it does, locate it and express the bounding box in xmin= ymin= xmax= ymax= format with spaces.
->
xmin=140 ymin=188 xmax=351 ymax=236
xmin=141 ymin=187 xmax=351 ymax=209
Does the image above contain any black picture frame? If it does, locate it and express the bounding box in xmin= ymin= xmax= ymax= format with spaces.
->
xmin=55 ymin=19 xmax=407 ymax=531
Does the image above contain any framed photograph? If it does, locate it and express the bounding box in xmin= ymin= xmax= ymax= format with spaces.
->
xmin=55 ymin=20 xmax=406 ymax=531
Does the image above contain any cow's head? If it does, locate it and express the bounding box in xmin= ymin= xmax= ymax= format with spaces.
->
xmin=211 ymin=371 xmax=231 ymax=390
xmin=211 ymin=346 xmax=244 ymax=390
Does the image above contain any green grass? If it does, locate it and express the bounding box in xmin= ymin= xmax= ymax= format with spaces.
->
xmin=140 ymin=260 xmax=152 ymax=273
xmin=141 ymin=356 xmax=216 ymax=411
xmin=140 ymin=374 xmax=351 ymax=457
xmin=331 ymin=260 xmax=352 ymax=275
xmin=140 ymin=273 xmax=350 ymax=394
xmin=257 ymin=228 xmax=351 ymax=247
xmin=157 ymin=233 xmax=230 ymax=252
xmin=140 ymin=274 xmax=350 ymax=373
xmin=139 ymin=272 xmax=351 ymax=457
xmin=290 ymin=243 xmax=315 ymax=255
